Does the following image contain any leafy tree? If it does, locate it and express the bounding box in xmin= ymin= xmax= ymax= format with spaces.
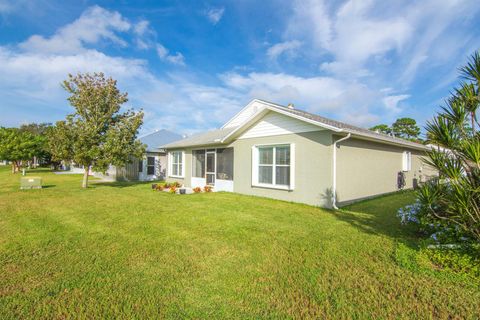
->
xmin=48 ymin=73 xmax=145 ymax=188
xmin=19 ymin=122 xmax=52 ymax=167
xmin=369 ymin=124 xmax=392 ymax=135
xmin=416 ymin=51 xmax=480 ymax=243
xmin=0 ymin=127 xmax=44 ymax=173
xmin=392 ymin=117 xmax=421 ymax=140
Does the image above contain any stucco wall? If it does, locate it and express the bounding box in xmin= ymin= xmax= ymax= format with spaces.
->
xmin=232 ymin=130 xmax=333 ymax=207
xmin=335 ymin=137 xmax=435 ymax=204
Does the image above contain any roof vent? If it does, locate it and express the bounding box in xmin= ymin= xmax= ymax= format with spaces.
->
xmin=287 ymin=103 xmax=295 ymax=109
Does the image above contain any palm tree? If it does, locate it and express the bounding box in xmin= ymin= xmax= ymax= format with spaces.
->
xmin=418 ymin=51 xmax=480 ymax=243
xmin=459 ymin=51 xmax=480 ymax=133
xmin=454 ymin=83 xmax=479 ymax=133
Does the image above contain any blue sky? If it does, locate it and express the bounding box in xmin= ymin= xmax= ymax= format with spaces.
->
xmin=0 ymin=0 xmax=479 ymax=135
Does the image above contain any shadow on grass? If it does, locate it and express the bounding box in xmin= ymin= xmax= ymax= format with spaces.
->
xmin=92 ymin=180 xmax=163 ymax=188
xmin=330 ymin=191 xmax=420 ymax=248
xmin=42 ymin=185 xmax=56 ymax=189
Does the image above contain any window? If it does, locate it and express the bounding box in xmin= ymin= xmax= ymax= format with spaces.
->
xmin=192 ymin=150 xmax=205 ymax=178
xmin=170 ymin=151 xmax=184 ymax=177
xmin=216 ymin=148 xmax=234 ymax=180
xmin=402 ymin=151 xmax=412 ymax=171
xmin=138 ymin=159 xmax=143 ymax=173
xmin=147 ymin=157 xmax=155 ymax=175
xmin=253 ymin=144 xmax=294 ymax=189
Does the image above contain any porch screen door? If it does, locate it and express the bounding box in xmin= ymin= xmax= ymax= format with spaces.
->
xmin=206 ymin=150 xmax=215 ymax=185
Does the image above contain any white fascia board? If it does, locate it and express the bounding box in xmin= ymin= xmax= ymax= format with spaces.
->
xmin=220 ymin=99 xmax=262 ymax=129
xmin=220 ymin=105 xmax=343 ymax=143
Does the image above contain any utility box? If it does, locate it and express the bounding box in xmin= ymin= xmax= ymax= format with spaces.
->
xmin=20 ymin=176 xmax=42 ymax=190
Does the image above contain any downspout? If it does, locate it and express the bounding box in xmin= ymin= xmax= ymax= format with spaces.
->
xmin=332 ymin=133 xmax=351 ymax=210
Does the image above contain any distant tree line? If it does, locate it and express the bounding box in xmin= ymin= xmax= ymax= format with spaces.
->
xmin=370 ymin=118 xmax=422 ymax=142
xmin=0 ymin=123 xmax=56 ymax=173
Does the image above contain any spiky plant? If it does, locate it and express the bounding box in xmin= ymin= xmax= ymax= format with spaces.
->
xmin=419 ymin=51 xmax=480 ymax=243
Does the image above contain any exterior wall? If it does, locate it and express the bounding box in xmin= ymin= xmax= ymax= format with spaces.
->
xmin=138 ymin=152 xmax=167 ymax=181
xmin=335 ymin=137 xmax=435 ymax=205
xmin=232 ymin=130 xmax=334 ymax=207
xmin=165 ymin=129 xmax=434 ymax=208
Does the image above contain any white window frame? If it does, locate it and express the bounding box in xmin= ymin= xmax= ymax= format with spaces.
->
xmin=168 ymin=151 xmax=185 ymax=178
xmin=402 ymin=151 xmax=412 ymax=172
xmin=252 ymin=143 xmax=295 ymax=190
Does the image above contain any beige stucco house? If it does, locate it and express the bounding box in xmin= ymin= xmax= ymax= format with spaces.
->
xmin=163 ymin=99 xmax=435 ymax=208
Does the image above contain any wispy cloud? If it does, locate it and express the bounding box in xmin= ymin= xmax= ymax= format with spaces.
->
xmin=266 ymin=40 xmax=302 ymax=60
xmin=156 ymin=44 xmax=185 ymax=66
xmin=205 ymin=7 xmax=225 ymax=25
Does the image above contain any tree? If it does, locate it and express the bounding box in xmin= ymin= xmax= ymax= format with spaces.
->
xmin=416 ymin=51 xmax=480 ymax=243
xmin=19 ymin=122 xmax=52 ymax=167
xmin=0 ymin=127 xmax=44 ymax=173
xmin=369 ymin=124 xmax=392 ymax=135
xmin=48 ymin=73 xmax=145 ymax=188
xmin=392 ymin=117 xmax=421 ymax=140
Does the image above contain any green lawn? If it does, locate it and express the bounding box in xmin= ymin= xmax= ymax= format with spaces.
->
xmin=0 ymin=166 xmax=478 ymax=319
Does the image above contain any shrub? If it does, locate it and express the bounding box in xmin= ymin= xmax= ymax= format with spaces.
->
xmin=203 ymin=185 xmax=212 ymax=192
xmin=155 ymin=184 xmax=164 ymax=191
xmin=193 ymin=187 xmax=202 ymax=193
xmin=164 ymin=183 xmax=170 ymax=189
xmin=169 ymin=186 xmax=177 ymax=194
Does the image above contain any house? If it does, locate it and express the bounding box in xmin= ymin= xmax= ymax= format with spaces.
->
xmin=163 ymin=99 xmax=436 ymax=208
xmin=68 ymin=129 xmax=182 ymax=182
xmin=135 ymin=129 xmax=183 ymax=181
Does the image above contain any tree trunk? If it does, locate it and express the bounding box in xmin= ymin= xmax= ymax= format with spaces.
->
xmin=11 ymin=162 xmax=15 ymax=174
xmin=82 ymin=166 xmax=89 ymax=188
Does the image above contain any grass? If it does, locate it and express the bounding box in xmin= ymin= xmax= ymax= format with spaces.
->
xmin=0 ymin=166 xmax=479 ymax=319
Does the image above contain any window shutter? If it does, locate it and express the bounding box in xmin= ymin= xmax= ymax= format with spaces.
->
xmin=402 ymin=151 xmax=411 ymax=172
xmin=290 ymin=143 xmax=295 ymax=190
xmin=252 ymin=146 xmax=258 ymax=185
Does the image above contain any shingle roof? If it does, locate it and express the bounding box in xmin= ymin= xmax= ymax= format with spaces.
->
xmin=140 ymin=129 xmax=183 ymax=152
xmin=264 ymin=101 xmax=428 ymax=150
xmin=161 ymin=127 xmax=237 ymax=148
xmin=163 ymin=99 xmax=428 ymax=151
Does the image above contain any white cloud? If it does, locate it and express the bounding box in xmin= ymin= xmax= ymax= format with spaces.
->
xmin=205 ymin=7 xmax=225 ymax=25
xmin=285 ymin=0 xmax=331 ymax=50
xmin=156 ymin=44 xmax=185 ymax=66
xmin=382 ymin=94 xmax=410 ymax=113
xmin=266 ymin=40 xmax=302 ymax=60
xmin=19 ymin=6 xmax=131 ymax=54
xmin=283 ymin=0 xmax=479 ymax=82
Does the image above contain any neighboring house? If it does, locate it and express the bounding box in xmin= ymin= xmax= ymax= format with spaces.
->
xmin=0 ymin=160 xmax=8 ymax=165
xmin=163 ymin=99 xmax=436 ymax=208
xmin=135 ymin=129 xmax=183 ymax=181
xmin=68 ymin=129 xmax=182 ymax=181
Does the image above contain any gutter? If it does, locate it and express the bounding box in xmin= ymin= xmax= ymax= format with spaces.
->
xmin=332 ymin=133 xmax=351 ymax=210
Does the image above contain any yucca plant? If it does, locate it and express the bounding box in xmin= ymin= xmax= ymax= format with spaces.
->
xmin=419 ymin=51 xmax=480 ymax=243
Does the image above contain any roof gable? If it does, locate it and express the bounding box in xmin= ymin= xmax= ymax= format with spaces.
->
xmin=222 ymin=100 xmax=267 ymax=129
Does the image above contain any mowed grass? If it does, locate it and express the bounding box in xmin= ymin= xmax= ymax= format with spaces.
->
xmin=0 ymin=166 xmax=479 ymax=319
